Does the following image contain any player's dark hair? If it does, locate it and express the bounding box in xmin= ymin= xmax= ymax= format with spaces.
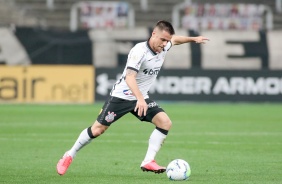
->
xmin=155 ymin=20 xmax=175 ymax=35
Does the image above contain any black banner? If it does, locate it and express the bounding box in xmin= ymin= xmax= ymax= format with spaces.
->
xmin=95 ymin=68 xmax=282 ymax=102
xmin=15 ymin=27 xmax=92 ymax=65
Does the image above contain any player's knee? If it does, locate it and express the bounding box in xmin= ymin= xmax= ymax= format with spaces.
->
xmin=152 ymin=113 xmax=172 ymax=130
xmin=91 ymin=121 xmax=108 ymax=137
xmin=93 ymin=129 xmax=103 ymax=137
xmin=164 ymin=119 xmax=172 ymax=130
xmin=158 ymin=118 xmax=172 ymax=130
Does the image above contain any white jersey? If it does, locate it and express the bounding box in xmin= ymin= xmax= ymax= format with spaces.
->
xmin=110 ymin=40 xmax=172 ymax=100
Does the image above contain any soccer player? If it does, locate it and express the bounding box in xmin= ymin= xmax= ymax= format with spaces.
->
xmin=57 ymin=20 xmax=209 ymax=175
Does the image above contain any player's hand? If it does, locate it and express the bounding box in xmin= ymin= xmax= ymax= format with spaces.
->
xmin=134 ymin=99 xmax=148 ymax=117
xmin=194 ymin=36 xmax=209 ymax=44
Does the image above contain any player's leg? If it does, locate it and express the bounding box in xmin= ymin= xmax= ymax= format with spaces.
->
xmin=57 ymin=96 xmax=134 ymax=175
xmin=140 ymin=111 xmax=172 ymax=173
xmin=56 ymin=120 xmax=108 ymax=175
xmin=68 ymin=120 xmax=108 ymax=158
xmin=132 ymin=99 xmax=172 ymax=173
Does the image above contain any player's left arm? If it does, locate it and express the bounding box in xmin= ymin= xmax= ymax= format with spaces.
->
xmin=171 ymin=35 xmax=209 ymax=46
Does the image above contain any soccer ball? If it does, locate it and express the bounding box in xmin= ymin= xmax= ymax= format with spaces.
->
xmin=166 ymin=159 xmax=191 ymax=181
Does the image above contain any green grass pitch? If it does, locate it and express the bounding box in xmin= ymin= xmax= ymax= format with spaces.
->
xmin=0 ymin=103 xmax=281 ymax=184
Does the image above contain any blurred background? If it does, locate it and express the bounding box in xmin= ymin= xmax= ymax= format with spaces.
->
xmin=0 ymin=0 xmax=282 ymax=103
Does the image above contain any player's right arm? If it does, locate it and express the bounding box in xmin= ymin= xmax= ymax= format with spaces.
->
xmin=125 ymin=68 xmax=148 ymax=116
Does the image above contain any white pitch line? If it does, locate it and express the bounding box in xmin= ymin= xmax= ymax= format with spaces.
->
xmin=0 ymin=137 xmax=281 ymax=145
xmin=0 ymin=131 xmax=281 ymax=137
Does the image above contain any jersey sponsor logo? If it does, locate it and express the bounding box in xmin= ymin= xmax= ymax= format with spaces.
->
xmin=123 ymin=89 xmax=133 ymax=95
xmin=105 ymin=111 xmax=117 ymax=123
xmin=143 ymin=68 xmax=160 ymax=75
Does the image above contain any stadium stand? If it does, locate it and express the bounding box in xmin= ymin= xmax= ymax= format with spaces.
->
xmin=174 ymin=2 xmax=271 ymax=31
xmin=0 ymin=0 xmax=38 ymax=27
xmin=0 ymin=0 xmax=282 ymax=30
xmin=68 ymin=1 xmax=135 ymax=31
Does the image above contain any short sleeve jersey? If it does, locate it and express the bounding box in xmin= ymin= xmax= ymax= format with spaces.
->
xmin=110 ymin=39 xmax=172 ymax=100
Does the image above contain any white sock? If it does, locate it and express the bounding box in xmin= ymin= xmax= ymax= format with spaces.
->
xmin=142 ymin=129 xmax=167 ymax=165
xmin=68 ymin=128 xmax=92 ymax=158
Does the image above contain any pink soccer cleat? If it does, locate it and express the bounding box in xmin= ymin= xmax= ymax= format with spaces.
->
xmin=141 ymin=160 xmax=166 ymax=174
xmin=56 ymin=152 xmax=73 ymax=175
